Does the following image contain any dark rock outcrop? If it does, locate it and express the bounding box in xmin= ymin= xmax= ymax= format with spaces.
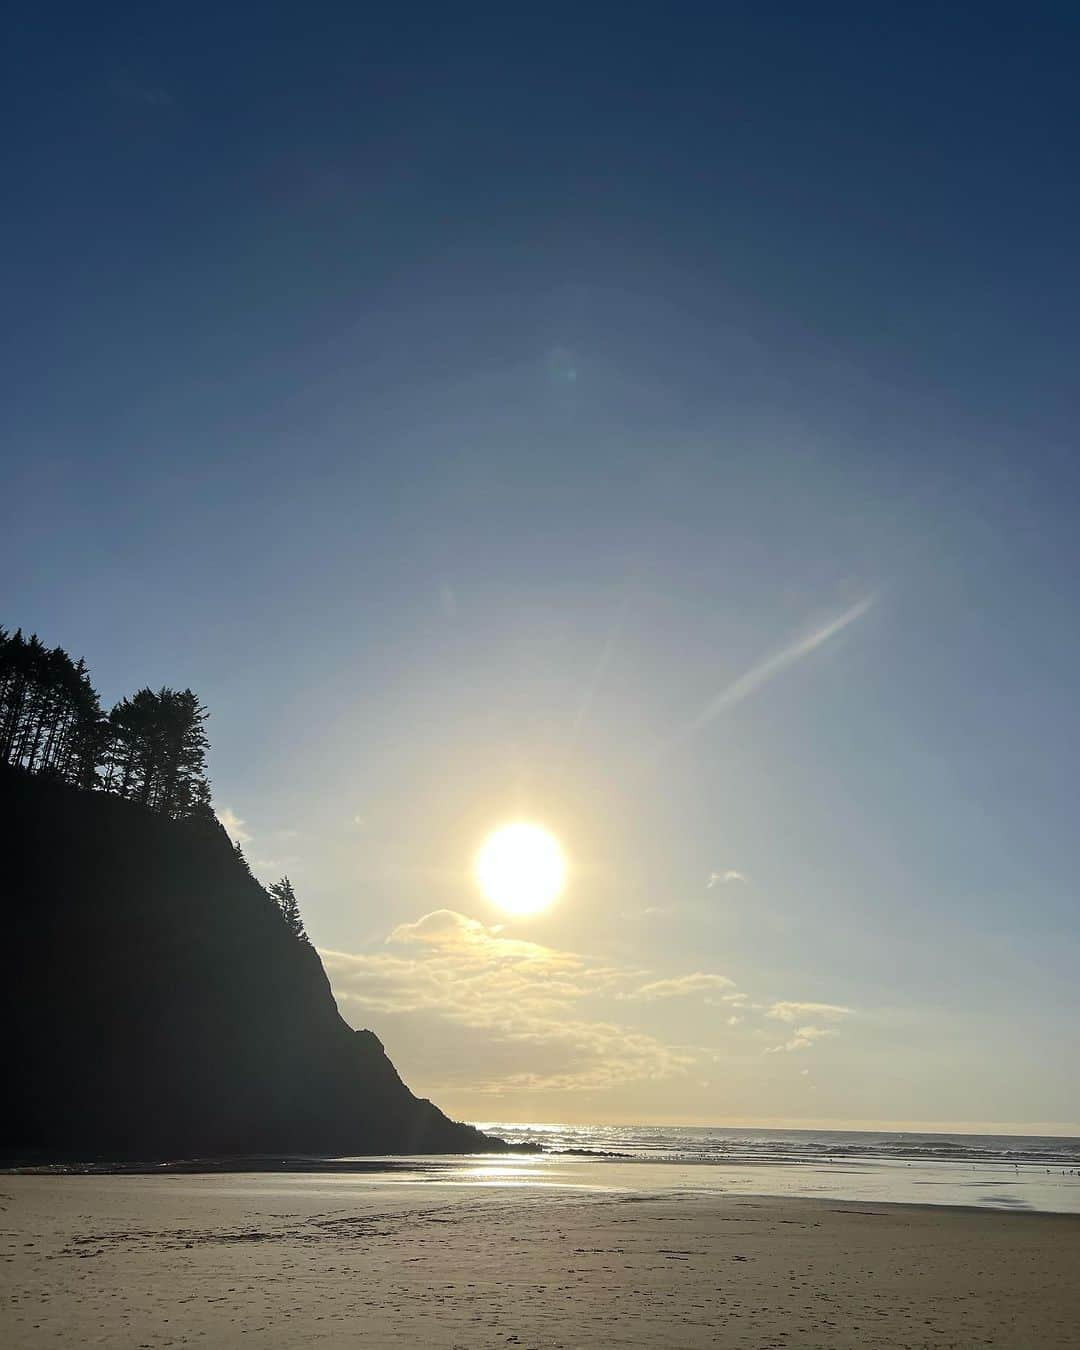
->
xmin=0 ymin=765 xmax=503 ymax=1162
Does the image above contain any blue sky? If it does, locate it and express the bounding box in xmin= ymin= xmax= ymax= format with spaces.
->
xmin=3 ymin=3 xmax=1079 ymax=1130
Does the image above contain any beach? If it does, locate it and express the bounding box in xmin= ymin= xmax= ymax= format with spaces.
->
xmin=4 ymin=1168 xmax=1080 ymax=1348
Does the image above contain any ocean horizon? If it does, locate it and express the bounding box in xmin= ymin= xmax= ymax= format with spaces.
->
xmin=19 ymin=1122 xmax=1078 ymax=1214
xmin=452 ymin=1122 xmax=1080 ymax=1215
xmin=476 ymin=1120 xmax=1080 ymax=1164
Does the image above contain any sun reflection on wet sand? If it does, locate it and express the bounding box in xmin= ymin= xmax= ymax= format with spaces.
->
xmin=298 ymin=1153 xmax=1080 ymax=1211
xmin=326 ymin=1154 xmax=626 ymax=1191
xmin=49 ymin=1150 xmax=1080 ymax=1212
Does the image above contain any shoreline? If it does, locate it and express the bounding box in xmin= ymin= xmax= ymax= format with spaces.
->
xmin=5 ymin=1147 xmax=1079 ymax=1216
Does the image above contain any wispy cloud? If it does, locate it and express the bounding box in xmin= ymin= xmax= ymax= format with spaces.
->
xmin=767 ymin=1000 xmax=852 ymax=1023
xmin=680 ymin=597 xmax=874 ymax=740
xmin=215 ymin=805 xmax=251 ymax=846
xmin=707 ymin=870 xmax=746 ymax=888
xmin=320 ymin=912 xmax=855 ymax=1095
xmin=320 ymin=911 xmax=689 ymax=1092
xmin=763 ymin=1002 xmax=852 ymax=1053
xmin=764 ymin=1024 xmax=837 ymax=1054
xmin=621 ymin=972 xmax=735 ymax=1001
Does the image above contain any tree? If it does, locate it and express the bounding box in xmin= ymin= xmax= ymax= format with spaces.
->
xmin=0 ymin=629 xmax=105 ymax=787
xmin=153 ymin=688 xmax=211 ymax=818
xmin=269 ymin=876 xmax=307 ymax=941
xmin=103 ymin=687 xmax=211 ymax=818
xmin=2 ymin=625 xmax=213 ymax=819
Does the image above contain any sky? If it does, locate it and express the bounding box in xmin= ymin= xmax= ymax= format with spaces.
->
xmin=3 ymin=3 xmax=1079 ymax=1133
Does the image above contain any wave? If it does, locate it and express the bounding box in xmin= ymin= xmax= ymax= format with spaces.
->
xmin=476 ymin=1123 xmax=1080 ymax=1169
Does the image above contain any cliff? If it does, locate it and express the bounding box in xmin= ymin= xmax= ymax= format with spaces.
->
xmin=0 ymin=764 xmax=503 ymax=1162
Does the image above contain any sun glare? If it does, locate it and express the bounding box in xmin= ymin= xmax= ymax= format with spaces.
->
xmin=476 ymin=823 xmax=566 ymax=917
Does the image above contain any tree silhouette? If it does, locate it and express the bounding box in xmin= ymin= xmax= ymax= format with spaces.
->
xmin=232 ymin=838 xmax=253 ymax=874
xmin=269 ymin=876 xmax=307 ymax=941
xmin=0 ymin=629 xmax=104 ymax=787
xmin=103 ymin=687 xmax=211 ymax=817
xmin=2 ymin=626 xmax=212 ymax=820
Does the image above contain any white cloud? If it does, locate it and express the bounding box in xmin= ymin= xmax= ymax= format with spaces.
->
xmin=767 ymin=1001 xmax=852 ymax=1023
xmin=707 ymin=870 xmax=746 ymax=888
xmin=764 ymin=1025 xmax=837 ymax=1054
xmin=622 ymin=972 xmax=736 ymax=1001
xmin=320 ymin=911 xmax=853 ymax=1096
xmin=763 ymin=1002 xmax=854 ymax=1054
xmin=320 ymin=912 xmax=689 ymax=1093
xmin=390 ymin=908 xmax=486 ymax=944
xmin=215 ymin=806 xmax=251 ymax=846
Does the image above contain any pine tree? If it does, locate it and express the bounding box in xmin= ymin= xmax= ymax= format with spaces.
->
xmin=0 ymin=629 xmax=105 ymax=786
xmin=1 ymin=626 xmax=215 ymax=817
xmin=103 ymin=687 xmax=211 ymax=818
xmin=268 ymin=876 xmax=307 ymax=941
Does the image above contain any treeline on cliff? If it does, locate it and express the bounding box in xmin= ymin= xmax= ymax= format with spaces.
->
xmin=1 ymin=625 xmax=307 ymax=940
xmin=0 ymin=627 xmax=210 ymax=819
xmin=1 ymin=622 xmax=502 ymax=1159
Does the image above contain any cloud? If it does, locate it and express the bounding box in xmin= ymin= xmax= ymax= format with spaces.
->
xmin=766 ymin=1001 xmax=852 ymax=1023
xmin=763 ymin=1002 xmax=853 ymax=1054
xmin=764 ymin=1025 xmax=837 ymax=1054
xmin=215 ymin=806 xmax=251 ymax=846
xmin=321 ymin=911 xmax=853 ymax=1095
xmin=707 ymin=870 xmax=746 ymax=888
xmin=390 ymin=909 xmax=486 ymax=944
xmin=463 ymin=1021 xmax=695 ymax=1094
xmin=387 ymin=909 xmax=587 ymax=973
xmin=678 ymin=597 xmax=874 ymax=742
xmin=320 ymin=912 xmax=686 ymax=1092
xmin=623 ymin=972 xmax=735 ymax=1001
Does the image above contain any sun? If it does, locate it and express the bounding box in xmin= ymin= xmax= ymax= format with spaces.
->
xmin=476 ymin=822 xmax=566 ymax=917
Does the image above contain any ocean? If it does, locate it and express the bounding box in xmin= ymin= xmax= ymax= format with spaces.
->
xmin=16 ymin=1124 xmax=1080 ymax=1213
xmin=477 ymin=1121 xmax=1080 ymax=1166
xmin=465 ymin=1123 xmax=1080 ymax=1214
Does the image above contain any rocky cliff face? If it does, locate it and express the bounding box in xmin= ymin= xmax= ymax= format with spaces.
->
xmin=0 ymin=765 xmax=502 ymax=1161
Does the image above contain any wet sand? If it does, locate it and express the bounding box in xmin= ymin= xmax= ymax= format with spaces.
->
xmin=3 ymin=1172 xmax=1079 ymax=1348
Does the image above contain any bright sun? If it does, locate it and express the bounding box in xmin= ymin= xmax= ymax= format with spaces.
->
xmin=476 ymin=822 xmax=566 ymax=917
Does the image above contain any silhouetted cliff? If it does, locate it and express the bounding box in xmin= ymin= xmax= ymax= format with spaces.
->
xmin=0 ymin=764 xmax=502 ymax=1161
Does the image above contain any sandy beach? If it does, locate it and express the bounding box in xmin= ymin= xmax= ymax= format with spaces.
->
xmin=3 ymin=1171 xmax=1079 ymax=1348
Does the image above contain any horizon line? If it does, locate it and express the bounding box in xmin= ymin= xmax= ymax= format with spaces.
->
xmin=467 ymin=1116 xmax=1080 ymax=1139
